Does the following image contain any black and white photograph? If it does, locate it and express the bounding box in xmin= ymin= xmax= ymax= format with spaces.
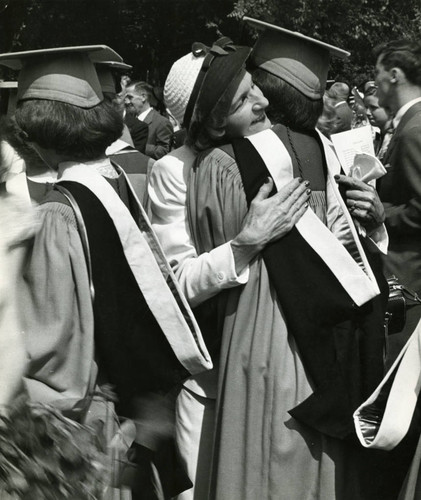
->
xmin=0 ymin=1 xmax=421 ymax=498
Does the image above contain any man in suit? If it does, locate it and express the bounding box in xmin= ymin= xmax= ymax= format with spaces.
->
xmin=125 ymin=81 xmax=173 ymax=159
xmin=375 ymin=39 xmax=421 ymax=357
xmin=96 ymin=61 xmax=155 ymax=203
xmin=124 ymin=111 xmax=149 ymax=154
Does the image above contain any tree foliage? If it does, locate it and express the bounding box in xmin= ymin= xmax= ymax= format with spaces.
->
xmin=230 ymin=0 xmax=421 ymax=85
xmin=0 ymin=0 xmax=238 ymax=84
xmin=0 ymin=0 xmax=420 ymax=87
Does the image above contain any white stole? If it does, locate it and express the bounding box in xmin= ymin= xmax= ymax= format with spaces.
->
xmin=354 ymin=319 xmax=421 ymax=449
xmin=57 ymin=161 xmax=213 ymax=375
xmin=246 ymin=129 xmax=380 ymax=306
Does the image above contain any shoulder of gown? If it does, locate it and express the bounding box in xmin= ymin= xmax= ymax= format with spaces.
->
xmin=188 ymin=147 xmax=248 ymax=251
xmin=22 ymin=198 xmax=95 ymax=412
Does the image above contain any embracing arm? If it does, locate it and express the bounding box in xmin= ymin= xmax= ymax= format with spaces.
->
xmin=148 ymin=151 xmax=249 ymax=308
xmin=149 ymin=150 xmax=309 ymax=306
xmin=231 ymin=177 xmax=310 ymax=273
xmin=187 ymin=149 xmax=310 ymax=289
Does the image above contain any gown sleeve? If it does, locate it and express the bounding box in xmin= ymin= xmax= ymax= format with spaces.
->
xmin=21 ymin=201 xmax=96 ymax=414
xmin=187 ymin=148 xmax=249 ymax=254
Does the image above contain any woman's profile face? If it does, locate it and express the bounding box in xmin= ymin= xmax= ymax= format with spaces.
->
xmin=225 ymin=72 xmax=271 ymax=138
xmin=363 ymin=94 xmax=389 ymax=130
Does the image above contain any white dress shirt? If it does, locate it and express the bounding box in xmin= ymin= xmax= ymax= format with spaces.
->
xmin=137 ymin=106 xmax=152 ymax=122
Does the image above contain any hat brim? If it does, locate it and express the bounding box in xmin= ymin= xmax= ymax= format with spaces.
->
xmin=0 ymin=81 xmax=18 ymax=88
xmin=244 ymin=17 xmax=350 ymax=60
xmin=0 ymin=45 xmax=123 ymax=70
xmin=95 ymin=60 xmax=133 ymax=71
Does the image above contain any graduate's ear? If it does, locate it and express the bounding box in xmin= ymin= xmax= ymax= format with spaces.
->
xmin=390 ymin=67 xmax=404 ymax=84
xmin=18 ymin=129 xmax=29 ymax=141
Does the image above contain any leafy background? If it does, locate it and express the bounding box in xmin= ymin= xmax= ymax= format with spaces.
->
xmin=0 ymin=0 xmax=420 ymax=88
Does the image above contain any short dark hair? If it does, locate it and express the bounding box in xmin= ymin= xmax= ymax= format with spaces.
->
xmin=316 ymin=95 xmax=337 ymax=138
xmin=131 ymin=81 xmax=153 ymax=102
xmin=252 ymin=68 xmax=323 ymax=131
xmin=374 ymin=40 xmax=421 ymax=86
xmin=15 ymin=99 xmax=123 ymax=161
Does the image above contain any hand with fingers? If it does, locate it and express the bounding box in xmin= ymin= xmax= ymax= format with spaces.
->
xmin=231 ymin=177 xmax=311 ymax=273
xmin=334 ymin=174 xmax=385 ymax=235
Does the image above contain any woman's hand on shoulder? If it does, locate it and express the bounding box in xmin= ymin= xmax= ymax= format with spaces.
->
xmin=231 ymin=177 xmax=310 ymax=273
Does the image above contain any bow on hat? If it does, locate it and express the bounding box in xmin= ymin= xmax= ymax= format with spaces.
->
xmin=191 ymin=37 xmax=236 ymax=58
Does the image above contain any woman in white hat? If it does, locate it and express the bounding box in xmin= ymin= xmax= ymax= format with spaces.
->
xmin=149 ymin=37 xmax=309 ymax=499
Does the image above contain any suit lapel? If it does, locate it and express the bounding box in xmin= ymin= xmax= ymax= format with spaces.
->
xmin=383 ymin=101 xmax=421 ymax=164
xmin=142 ymin=108 xmax=154 ymax=126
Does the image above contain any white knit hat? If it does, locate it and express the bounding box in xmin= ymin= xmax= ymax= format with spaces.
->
xmin=164 ymin=51 xmax=205 ymax=126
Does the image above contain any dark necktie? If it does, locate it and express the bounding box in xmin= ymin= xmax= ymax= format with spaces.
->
xmin=377 ymin=121 xmax=395 ymax=162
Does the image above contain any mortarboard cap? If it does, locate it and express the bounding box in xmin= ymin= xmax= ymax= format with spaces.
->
xmin=0 ymin=45 xmax=124 ymax=108
xmin=244 ymin=17 xmax=350 ymax=100
xmin=95 ymin=60 xmax=132 ymax=94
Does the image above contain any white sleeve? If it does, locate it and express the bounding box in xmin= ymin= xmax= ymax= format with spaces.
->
xmin=366 ymin=223 xmax=389 ymax=255
xmin=148 ymin=150 xmax=248 ymax=307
